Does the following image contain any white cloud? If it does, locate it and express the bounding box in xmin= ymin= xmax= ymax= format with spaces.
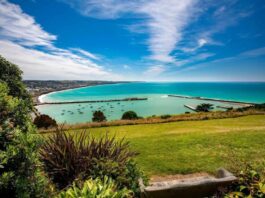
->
xmin=144 ymin=65 xmax=166 ymax=76
xmin=181 ymin=38 xmax=208 ymax=52
xmin=198 ymin=38 xmax=208 ymax=47
xmin=174 ymin=52 xmax=215 ymax=67
xmin=61 ymin=0 xmax=140 ymax=19
xmin=61 ymin=0 xmax=198 ymax=63
xmin=60 ymin=0 xmax=255 ymax=74
xmin=0 ymin=0 xmax=115 ymax=80
xmin=70 ymin=48 xmax=101 ymax=60
xmin=138 ymin=0 xmax=197 ymax=63
xmin=197 ymin=1 xmax=252 ymax=48
xmin=0 ymin=0 xmax=56 ymax=47
xmin=0 ymin=40 xmax=112 ymax=80
xmin=240 ymin=47 xmax=265 ymax=57
xmin=212 ymin=47 xmax=265 ymax=64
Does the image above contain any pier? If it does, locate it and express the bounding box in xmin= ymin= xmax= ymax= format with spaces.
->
xmin=216 ymin=105 xmax=233 ymax=110
xmin=168 ymin=94 xmax=254 ymax=107
xmin=184 ymin=105 xmax=198 ymax=112
xmin=35 ymin=97 xmax=148 ymax=106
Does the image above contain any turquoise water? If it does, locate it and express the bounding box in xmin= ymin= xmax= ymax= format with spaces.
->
xmin=37 ymin=82 xmax=265 ymax=124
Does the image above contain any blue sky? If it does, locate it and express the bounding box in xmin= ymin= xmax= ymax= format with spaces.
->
xmin=0 ymin=0 xmax=265 ymax=81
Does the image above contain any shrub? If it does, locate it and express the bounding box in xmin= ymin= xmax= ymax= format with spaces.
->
xmin=92 ymin=110 xmax=106 ymax=122
xmin=122 ymin=111 xmax=138 ymax=120
xmin=237 ymin=103 xmax=265 ymax=112
xmin=160 ymin=114 xmax=171 ymax=119
xmin=215 ymin=165 xmax=265 ymax=197
xmin=34 ymin=114 xmax=57 ymax=129
xmin=196 ymin=103 xmax=214 ymax=112
xmin=0 ymin=56 xmax=48 ymax=197
xmin=0 ymin=55 xmax=31 ymax=101
xmin=56 ymin=176 xmax=132 ymax=198
xmin=39 ymin=129 xmax=145 ymax=196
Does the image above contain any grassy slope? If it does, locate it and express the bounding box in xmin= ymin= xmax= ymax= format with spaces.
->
xmin=67 ymin=115 xmax=265 ymax=176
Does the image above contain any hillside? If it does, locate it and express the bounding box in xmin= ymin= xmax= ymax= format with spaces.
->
xmin=66 ymin=115 xmax=265 ymax=176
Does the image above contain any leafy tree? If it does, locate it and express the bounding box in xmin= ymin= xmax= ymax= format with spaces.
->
xmin=0 ymin=55 xmax=31 ymax=101
xmin=0 ymin=57 xmax=48 ymax=197
xmin=34 ymin=114 xmax=57 ymax=129
xmin=92 ymin=110 xmax=106 ymax=122
xmin=121 ymin=111 xmax=138 ymax=120
xmin=196 ymin=103 xmax=214 ymax=112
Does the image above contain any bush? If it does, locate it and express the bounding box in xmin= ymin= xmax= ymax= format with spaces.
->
xmin=40 ymin=129 xmax=145 ymax=196
xmin=0 ymin=56 xmax=48 ymax=197
xmin=92 ymin=110 xmax=106 ymax=122
xmin=160 ymin=114 xmax=171 ymax=119
xmin=237 ymin=103 xmax=265 ymax=112
xmin=56 ymin=176 xmax=132 ymax=198
xmin=122 ymin=111 xmax=138 ymax=120
xmin=34 ymin=114 xmax=57 ymax=129
xmin=0 ymin=55 xmax=31 ymax=101
xmin=215 ymin=165 xmax=265 ymax=197
xmin=196 ymin=103 xmax=214 ymax=112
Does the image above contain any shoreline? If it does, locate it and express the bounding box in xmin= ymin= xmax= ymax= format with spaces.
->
xmin=35 ymin=82 xmax=130 ymax=105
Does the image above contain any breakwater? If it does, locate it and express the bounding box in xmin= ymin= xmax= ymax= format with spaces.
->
xmin=168 ymin=95 xmax=255 ymax=107
xmin=35 ymin=97 xmax=147 ymax=106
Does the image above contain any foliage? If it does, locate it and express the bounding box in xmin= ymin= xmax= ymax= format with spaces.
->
xmin=215 ymin=165 xmax=265 ymax=198
xmin=122 ymin=111 xmax=138 ymax=120
xmin=253 ymin=103 xmax=265 ymax=110
xmin=34 ymin=114 xmax=57 ymax=129
xmin=237 ymin=103 xmax=265 ymax=112
xmin=0 ymin=128 xmax=48 ymax=197
xmin=0 ymin=56 xmax=48 ymax=197
xmin=0 ymin=55 xmax=31 ymax=102
xmin=92 ymin=110 xmax=107 ymax=122
xmin=56 ymin=176 xmax=132 ymax=198
xmin=160 ymin=114 xmax=171 ymax=119
xmin=196 ymin=103 xmax=214 ymax=112
xmin=40 ymin=129 xmax=144 ymax=196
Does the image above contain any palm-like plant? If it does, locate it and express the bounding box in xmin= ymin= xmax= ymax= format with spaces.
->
xmin=196 ymin=103 xmax=214 ymax=112
xmin=39 ymin=127 xmax=138 ymax=190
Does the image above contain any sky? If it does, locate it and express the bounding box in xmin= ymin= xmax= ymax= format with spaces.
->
xmin=0 ymin=0 xmax=265 ymax=81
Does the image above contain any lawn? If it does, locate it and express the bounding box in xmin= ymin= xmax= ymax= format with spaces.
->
xmin=66 ymin=115 xmax=265 ymax=176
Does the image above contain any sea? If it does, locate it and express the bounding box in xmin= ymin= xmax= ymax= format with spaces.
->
xmin=36 ymin=82 xmax=265 ymax=124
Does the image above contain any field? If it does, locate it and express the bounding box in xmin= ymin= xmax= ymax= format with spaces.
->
xmin=65 ymin=115 xmax=265 ymax=177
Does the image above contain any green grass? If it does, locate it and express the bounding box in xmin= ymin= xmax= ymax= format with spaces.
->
xmin=66 ymin=115 xmax=265 ymax=176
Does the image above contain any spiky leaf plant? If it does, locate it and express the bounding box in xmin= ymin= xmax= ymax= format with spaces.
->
xmin=39 ymin=128 xmax=144 ymax=196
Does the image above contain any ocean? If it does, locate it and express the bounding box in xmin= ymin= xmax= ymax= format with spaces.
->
xmin=36 ymin=82 xmax=265 ymax=124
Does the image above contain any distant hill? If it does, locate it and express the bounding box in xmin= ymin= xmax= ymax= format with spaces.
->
xmin=24 ymin=80 xmax=130 ymax=95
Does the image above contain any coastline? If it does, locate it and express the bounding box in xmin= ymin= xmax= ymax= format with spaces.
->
xmin=35 ymin=82 xmax=130 ymax=105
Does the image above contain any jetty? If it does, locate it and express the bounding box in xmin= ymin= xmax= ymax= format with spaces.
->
xmin=35 ymin=97 xmax=147 ymax=106
xmin=184 ymin=105 xmax=198 ymax=112
xmin=216 ymin=105 xmax=233 ymax=110
xmin=168 ymin=94 xmax=254 ymax=107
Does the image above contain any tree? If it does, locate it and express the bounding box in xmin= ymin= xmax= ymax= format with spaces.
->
xmin=34 ymin=114 xmax=57 ymax=129
xmin=0 ymin=55 xmax=31 ymax=101
xmin=92 ymin=110 xmax=106 ymax=122
xmin=121 ymin=111 xmax=138 ymax=120
xmin=0 ymin=56 xmax=48 ymax=197
xmin=196 ymin=103 xmax=214 ymax=112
